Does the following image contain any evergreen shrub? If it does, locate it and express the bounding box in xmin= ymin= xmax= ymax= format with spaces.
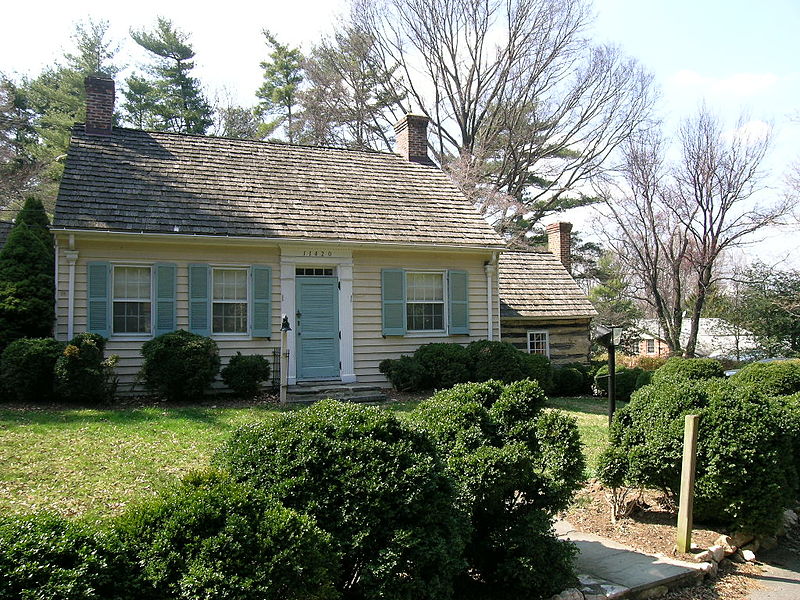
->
xmin=140 ymin=330 xmax=220 ymax=401
xmin=551 ymin=366 xmax=586 ymax=396
xmin=599 ymin=378 xmax=799 ymax=534
xmin=113 ymin=471 xmax=337 ymax=600
xmin=0 ymin=512 xmax=126 ymax=599
xmin=651 ymin=357 xmax=724 ymax=384
xmin=214 ymin=399 xmax=464 ymax=600
xmin=730 ymin=359 xmax=800 ymax=396
xmin=378 ymin=355 xmax=425 ymax=391
xmin=466 ymin=340 xmax=529 ymax=383
xmin=0 ymin=337 xmax=64 ymax=403
xmin=55 ymin=333 xmax=117 ymax=404
xmin=593 ymin=365 xmax=643 ymax=401
xmin=221 ymin=352 xmax=271 ymax=398
xmin=412 ymin=342 xmax=471 ymax=388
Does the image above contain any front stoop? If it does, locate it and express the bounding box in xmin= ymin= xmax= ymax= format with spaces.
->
xmin=285 ymin=383 xmax=388 ymax=404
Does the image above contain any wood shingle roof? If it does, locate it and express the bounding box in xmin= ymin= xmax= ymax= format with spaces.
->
xmin=499 ymin=250 xmax=597 ymax=320
xmin=53 ymin=126 xmax=504 ymax=249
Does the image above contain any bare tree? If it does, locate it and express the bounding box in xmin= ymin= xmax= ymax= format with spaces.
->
xmin=358 ymin=0 xmax=655 ymax=241
xmin=599 ymin=107 xmax=792 ymax=356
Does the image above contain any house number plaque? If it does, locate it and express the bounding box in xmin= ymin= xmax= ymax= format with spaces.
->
xmin=302 ymin=249 xmax=334 ymax=257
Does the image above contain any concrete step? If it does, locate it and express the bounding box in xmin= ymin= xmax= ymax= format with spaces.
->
xmin=285 ymin=384 xmax=388 ymax=404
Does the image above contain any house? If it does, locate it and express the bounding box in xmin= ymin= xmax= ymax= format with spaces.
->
xmin=51 ymin=77 xmax=507 ymax=393
xmin=498 ymin=222 xmax=597 ymax=364
xmin=634 ymin=317 xmax=759 ymax=360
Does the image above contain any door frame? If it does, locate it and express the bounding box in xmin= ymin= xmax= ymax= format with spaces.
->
xmin=279 ymin=246 xmax=355 ymax=385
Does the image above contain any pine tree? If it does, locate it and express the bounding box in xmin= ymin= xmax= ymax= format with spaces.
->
xmin=0 ymin=197 xmax=55 ymax=351
xmin=256 ymin=31 xmax=304 ymax=143
xmin=124 ymin=17 xmax=213 ymax=134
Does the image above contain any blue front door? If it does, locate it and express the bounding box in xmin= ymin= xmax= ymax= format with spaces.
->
xmin=296 ymin=277 xmax=340 ymax=380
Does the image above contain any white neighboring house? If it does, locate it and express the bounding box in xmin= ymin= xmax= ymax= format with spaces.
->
xmin=635 ymin=318 xmax=759 ymax=360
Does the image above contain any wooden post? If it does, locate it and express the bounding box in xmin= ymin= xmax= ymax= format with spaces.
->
xmin=676 ymin=414 xmax=700 ymax=553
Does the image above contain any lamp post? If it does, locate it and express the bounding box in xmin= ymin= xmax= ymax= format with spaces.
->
xmin=595 ymin=325 xmax=624 ymax=427
xmin=279 ymin=315 xmax=292 ymax=404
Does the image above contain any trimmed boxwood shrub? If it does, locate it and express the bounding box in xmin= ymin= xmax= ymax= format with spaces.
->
xmin=466 ymin=340 xmax=528 ymax=383
xmin=113 ymin=471 xmax=337 ymax=600
xmin=411 ymin=380 xmax=581 ymax=599
xmin=593 ymin=365 xmax=643 ymax=401
xmin=0 ymin=337 xmax=64 ymax=403
xmin=0 ymin=512 xmax=127 ymax=599
xmin=651 ymin=357 xmax=724 ymax=384
xmin=140 ymin=330 xmax=220 ymax=401
xmin=730 ymin=360 xmax=800 ymax=396
xmin=599 ymin=378 xmax=799 ymax=534
xmin=413 ymin=342 xmax=471 ymax=389
xmin=214 ymin=399 xmax=464 ymax=600
xmin=551 ymin=366 xmax=586 ymax=396
xmin=378 ymin=355 xmax=425 ymax=391
xmin=221 ymin=352 xmax=272 ymax=398
xmin=55 ymin=333 xmax=117 ymax=404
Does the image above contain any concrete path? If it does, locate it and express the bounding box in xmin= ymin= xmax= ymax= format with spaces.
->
xmin=555 ymin=519 xmax=704 ymax=599
xmin=749 ymin=545 xmax=800 ymax=600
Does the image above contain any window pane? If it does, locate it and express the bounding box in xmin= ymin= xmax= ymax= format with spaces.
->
xmin=114 ymin=266 xmax=150 ymax=300
xmin=528 ymin=332 xmax=548 ymax=355
xmin=407 ymin=273 xmax=443 ymax=302
xmin=113 ymin=301 xmax=150 ymax=333
xmin=407 ymin=302 xmax=444 ymax=331
xmin=213 ymin=269 xmax=247 ymax=301
xmin=212 ymin=302 xmax=247 ymax=333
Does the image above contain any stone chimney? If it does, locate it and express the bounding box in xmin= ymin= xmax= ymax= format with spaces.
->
xmin=546 ymin=221 xmax=573 ymax=274
xmin=84 ymin=76 xmax=115 ymax=135
xmin=394 ymin=114 xmax=432 ymax=165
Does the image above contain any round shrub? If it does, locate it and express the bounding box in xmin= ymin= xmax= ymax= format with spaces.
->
xmin=0 ymin=337 xmax=64 ymax=403
xmin=551 ymin=366 xmax=586 ymax=397
xmin=221 ymin=352 xmax=271 ymax=398
xmin=412 ymin=342 xmax=471 ymax=389
xmin=113 ymin=471 xmax=337 ymax=600
xmin=594 ymin=365 xmax=643 ymax=401
xmin=651 ymin=357 xmax=724 ymax=384
xmin=605 ymin=378 xmax=799 ymax=534
xmin=214 ymin=399 xmax=464 ymax=600
xmin=0 ymin=512 xmax=126 ymax=599
xmin=634 ymin=369 xmax=653 ymax=389
xmin=730 ymin=359 xmax=800 ymax=396
xmin=55 ymin=333 xmax=117 ymax=404
xmin=520 ymin=352 xmax=553 ymax=392
xmin=379 ymin=355 xmax=425 ymax=391
xmin=466 ymin=340 xmax=528 ymax=383
xmin=140 ymin=330 xmax=220 ymax=401
xmin=411 ymin=380 xmax=581 ymax=599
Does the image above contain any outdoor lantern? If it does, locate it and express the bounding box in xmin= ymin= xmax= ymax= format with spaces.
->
xmin=281 ymin=315 xmax=292 ymax=332
xmin=611 ymin=326 xmax=623 ymax=347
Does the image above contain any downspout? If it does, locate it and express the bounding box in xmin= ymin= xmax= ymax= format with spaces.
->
xmin=65 ymin=250 xmax=78 ymax=340
xmin=484 ymin=253 xmax=498 ymax=341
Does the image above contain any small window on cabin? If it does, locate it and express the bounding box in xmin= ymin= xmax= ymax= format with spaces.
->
xmin=527 ymin=330 xmax=550 ymax=357
xmin=212 ymin=268 xmax=248 ymax=334
xmin=406 ymin=272 xmax=445 ymax=331
xmin=113 ymin=266 xmax=152 ymax=334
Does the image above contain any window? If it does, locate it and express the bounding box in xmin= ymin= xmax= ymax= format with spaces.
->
xmin=296 ymin=267 xmax=334 ymax=277
xmin=212 ymin=268 xmax=248 ymax=333
xmin=646 ymin=339 xmax=655 ymax=354
xmin=406 ymin=272 xmax=445 ymax=331
xmin=527 ymin=330 xmax=550 ymax=357
xmin=112 ymin=266 xmax=151 ymax=334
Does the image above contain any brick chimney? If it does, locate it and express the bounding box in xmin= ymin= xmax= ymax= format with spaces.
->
xmin=394 ymin=114 xmax=432 ymax=165
xmin=84 ymin=76 xmax=115 ymax=135
xmin=546 ymin=222 xmax=573 ymax=274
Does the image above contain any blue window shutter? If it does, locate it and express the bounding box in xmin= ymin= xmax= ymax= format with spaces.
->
xmin=154 ymin=263 xmax=176 ymax=336
xmin=381 ymin=269 xmax=406 ymax=336
xmin=189 ymin=264 xmax=210 ymax=336
xmin=448 ymin=270 xmax=469 ymax=335
xmin=87 ymin=262 xmax=110 ymax=337
xmin=251 ymin=266 xmax=272 ymax=338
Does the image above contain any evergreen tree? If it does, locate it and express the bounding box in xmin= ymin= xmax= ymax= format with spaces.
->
xmin=588 ymin=252 xmax=641 ymax=349
xmin=0 ymin=197 xmax=55 ymax=352
xmin=256 ymin=31 xmax=304 ymax=143
xmin=0 ymin=75 xmax=38 ymax=218
xmin=124 ymin=17 xmax=213 ymax=134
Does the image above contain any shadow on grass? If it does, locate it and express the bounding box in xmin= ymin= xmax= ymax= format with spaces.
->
xmin=547 ymin=396 xmax=628 ymax=416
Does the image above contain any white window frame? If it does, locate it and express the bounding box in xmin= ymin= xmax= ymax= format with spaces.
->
xmin=405 ymin=270 xmax=447 ymax=333
xmin=645 ymin=338 xmax=655 ymax=354
xmin=211 ymin=266 xmax=250 ymax=335
xmin=111 ymin=264 xmax=153 ymax=336
xmin=527 ymin=330 xmax=550 ymax=358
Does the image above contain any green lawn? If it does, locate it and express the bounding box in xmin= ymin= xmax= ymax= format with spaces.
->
xmin=0 ymin=396 xmax=610 ymax=519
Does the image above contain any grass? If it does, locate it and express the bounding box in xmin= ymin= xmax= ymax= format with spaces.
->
xmin=0 ymin=395 xmax=611 ymax=519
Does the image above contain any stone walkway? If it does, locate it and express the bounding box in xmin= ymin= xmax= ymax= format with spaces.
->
xmin=554 ymin=519 xmax=704 ymax=599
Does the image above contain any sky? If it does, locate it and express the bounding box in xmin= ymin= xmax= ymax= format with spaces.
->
xmin=2 ymin=0 xmax=799 ymax=267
